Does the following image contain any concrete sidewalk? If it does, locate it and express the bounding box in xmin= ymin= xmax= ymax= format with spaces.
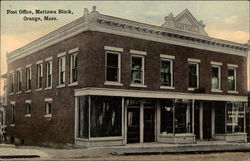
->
xmin=0 ymin=142 xmax=250 ymax=159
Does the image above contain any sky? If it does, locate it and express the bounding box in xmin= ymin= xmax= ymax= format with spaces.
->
xmin=0 ymin=1 xmax=250 ymax=94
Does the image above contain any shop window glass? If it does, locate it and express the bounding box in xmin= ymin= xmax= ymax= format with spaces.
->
xmin=215 ymin=102 xmax=226 ymax=134
xmin=78 ymin=96 xmax=89 ymax=138
xmin=175 ymin=100 xmax=192 ymax=133
xmin=226 ymin=102 xmax=245 ymax=133
xmin=160 ymin=99 xmax=174 ymax=134
xmin=90 ymin=96 xmax=122 ymax=137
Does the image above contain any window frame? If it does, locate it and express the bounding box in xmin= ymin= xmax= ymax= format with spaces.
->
xmin=16 ymin=69 xmax=22 ymax=93
xmin=10 ymin=102 xmax=15 ymax=126
xmin=25 ymin=100 xmax=31 ymax=117
xmin=46 ymin=60 xmax=53 ymax=88
xmin=227 ymin=67 xmax=237 ymax=92
xmin=9 ymin=72 xmax=14 ymax=94
xmin=130 ymin=54 xmax=145 ymax=86
xmin=44 ymin=98 xmax=53 ymax=117
xmin=211 ymin=65 xmax=221 ymax=92
xmin=160 ymin=58 xmax=174 ymax=88
xmin=105 ymin=51 xmax=121 ymax=85
xmin=26 ymin=67 xmax=32 ymax=91
xmin=36 ymin=63 xmax=43 ymax=89
xmin=188 ymin=62 xmax=199 ymax=90
xmin=58 ymin=56 xmax=66 ymax=86
xmin=70 ymin=52 xmax=78 ymax=84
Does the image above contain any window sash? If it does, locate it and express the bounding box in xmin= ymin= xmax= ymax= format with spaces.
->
xmin=131 ymin=55 xmax=144 ymax=84
xmin=161 ymin=59 xmax=172 ymax=86
xmin=45 ymin=102 xmax=52 ymax=115
xmin=188 ymin=63 xmax=198 ymax=88
xmin=37 ymin=64 xmax=43 ymax=89
xmin=26 ymin=68 xmax=31 ymax=90
xmin=11 ymin=105 xmax=15 ymax=124
xmin=212 ymin=66 xmax=221 ymax=90
xmin=59 ymin=57 xmax=65 ymax=85
xmin=26 ymin=103 xmax=31 ymax=114
xmin=17 ymin=71 xmax=22 ymax=91
xmin=105 ymin=52 xmax=120 ymax=83
xmin=70 ymin=53 xmax=78 ymax=83
xmin=46 ymin=61 xmax=52 ymax=87
xmin=228 ymin=68 xmax=236 ymax=91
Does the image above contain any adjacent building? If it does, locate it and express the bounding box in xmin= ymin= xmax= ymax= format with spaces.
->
xmin=0 ymin=74 xmax=7 ymax=142
xmin=6 ymin=7 xmax=249 ymax=147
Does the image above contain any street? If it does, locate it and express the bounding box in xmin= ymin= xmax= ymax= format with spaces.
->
xmin=1 ymin=152 xmax=250 ymax=161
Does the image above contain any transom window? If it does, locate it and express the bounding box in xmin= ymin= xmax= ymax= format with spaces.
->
xmin=161 ymin=59 xmax=173 ymax=87
xmin=46 ymin=61 xmax=52 ymax=88
xmin=188 ymin=63 xmax=199 ymax=88
xmin=211 ymin=65 xmax=221 ymax=90
xmin=26 ymin=67 xmax=32 ymax=91
xmin=106 ymin=52 xmax=120 ymax=83
xmin=17 ymin=70 xmax=22 ymax=92
xmin=58 ymin=56 xmax=65 ymax=85
xmin=131 ymin=55 xmax=144 ymax=84
xmin=37 ymin=63 xmax=43 ymax=89
xmin=228 ymin=68 xmax=236 ymax=91
xmin=70 ymin=53 xmax=78 ymax=83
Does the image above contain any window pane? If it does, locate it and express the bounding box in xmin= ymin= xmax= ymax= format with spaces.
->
xmin=215 ymin=102 xmax=226 ymax=134
xmin=226 ymin=102 xmax=244 ymax=133
xmin=160 ymin=99 xmax=174 ymax=134
xmin=90 ymin=96 xmax=122 ymax=137
xmin=161 ymin=60 xmax=171 ymax=86
xmin=212 ymin=67 xmax=219 ymax=89
xmin=189 ymin=63 xmax=197 ymax=88
xmin=106 ymin=53 xmax=119 ymax=82
xmin=131 ymin=70 xmax=142 ymax=84
xmin=107 ymin=53 xmax=118 ymax=68
xmin=132 ymin=57 xmax=142 ymax=70
xmin=107 ymin=67 xmax=118 ymax=81
xmin=78 ymin=96 xmax=89 ymax=138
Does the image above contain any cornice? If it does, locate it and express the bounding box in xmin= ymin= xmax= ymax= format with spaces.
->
xmin=7 ymin=9 xmax=248 ymax=63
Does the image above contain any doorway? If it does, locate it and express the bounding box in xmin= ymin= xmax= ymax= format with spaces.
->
xmin=127 ymin=108 xmax=140 ymax=143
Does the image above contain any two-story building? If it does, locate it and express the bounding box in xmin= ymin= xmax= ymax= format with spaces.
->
xmin=6 ymin=7 xmax=249 ymax=147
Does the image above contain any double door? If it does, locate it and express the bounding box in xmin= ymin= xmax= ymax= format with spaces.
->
xmin=127 ymin=107 xmax=155 ymax=143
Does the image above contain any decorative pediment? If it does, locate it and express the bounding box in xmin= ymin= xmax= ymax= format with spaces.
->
xmin=162 ymin=9 xmax=208 ymax=36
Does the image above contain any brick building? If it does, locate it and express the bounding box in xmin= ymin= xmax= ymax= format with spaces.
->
xmin=6 ymin=8 xmax=249 ymax=146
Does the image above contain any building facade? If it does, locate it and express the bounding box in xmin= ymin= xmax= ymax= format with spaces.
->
xmin=6 ymin=8 xmax=249 ymax=146
xmin=0 ymin=75 xmax=7 ymax=142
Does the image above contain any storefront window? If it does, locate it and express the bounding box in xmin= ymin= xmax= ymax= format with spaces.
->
xmin=226 ymin=102 xmax=245 ymax=133
xmin=161 ymin=99 xmax=192 ymax=134
xmin=90 ymin=96 xmax=122 ymax=137
xmin=175 ymin=100 xmax=192 ymax=133
xmin=215 ymin=102 xmax=226 ymax=134
xmin=160 ymin=99 xmax=174 ymax=134
xmin=78 ymin=96 xmax=89 ymax=138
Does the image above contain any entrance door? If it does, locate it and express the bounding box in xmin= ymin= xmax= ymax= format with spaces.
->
xmin=144 ymin=108 xmax=155 ymax=142
xmin=203 ymin=105 xmax=212 ymax=140
xmin=127 ymin=108 xmax=140 ymax=143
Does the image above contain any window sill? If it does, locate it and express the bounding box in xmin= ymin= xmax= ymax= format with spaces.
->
xmin=104 ymin=81 xmax=123 ymax=86
xmin=57 ymin=84 xmax=66 ymax=88
xmin=68 ymin=82 xmax=78 ymax=87
xmin=16 ymin=91 xmax=22 ymax=94
xmin=25 ymin=114 xmax=31 ymax=117
xmin=130 ymin=84 xmax=147 ymax=88
xmin=10 ymin=124 xmax=15 ymax=127
xmin=9 ymin=93 xmax=14 ymax=96
xmin=188 ymin=88 xmax=197 ymax=91
xmin=45 ymin=87 xmax=52 ymax=90
xmin=211 ymin=89 xmax=223 ymax=93
xmin=25 ymin=90 xmax=31 ymax=93
xmin=35 ymin=88 xmax=43 ymax=92
xmin=160 ymin=86 xmax=175 ymax=90
xmin=44 ymin=114 xmax=52 ymax=118
xmin=228 ymin=91 xmax=239 ymax=94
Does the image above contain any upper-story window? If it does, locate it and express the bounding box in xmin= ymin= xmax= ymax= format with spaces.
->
xmin=161 ymin=59 xmax=173 ymax=87
xmin=9 ymin=72 xmax=14 ymax=93
xmin=188 ymin=63 xmax=199 ymax=89
xmin=58 ymin=56 xmax=65 ymax=85
xmin=37 ymin=63 xmax=43 ymax=89
xmin=46 ymin=60 xmax=52 ymax=88
xmin=131 ymin=55 xmax=145 ymax=85
xmin=105 ymin=52 xmax=120 ymax=83
xmin=70 ymin=53 xmax=78 ymax=83
xmin=228 ymin=67 xmax=236 ymax=91
xmin=211 ymin=64 xmax=221 ymax=91
xmin=17 ymin=69 xmax=22 ymax=92
xmin=26 ymin=67 xmax=32 ymax=91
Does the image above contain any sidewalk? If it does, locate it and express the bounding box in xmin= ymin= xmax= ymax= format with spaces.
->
xmin=0 ymin=141 xmax=250 ymax=159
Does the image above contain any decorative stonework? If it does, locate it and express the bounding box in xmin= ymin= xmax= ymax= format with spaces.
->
xmin=7 ymin=7 xmax=249 ymax=63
